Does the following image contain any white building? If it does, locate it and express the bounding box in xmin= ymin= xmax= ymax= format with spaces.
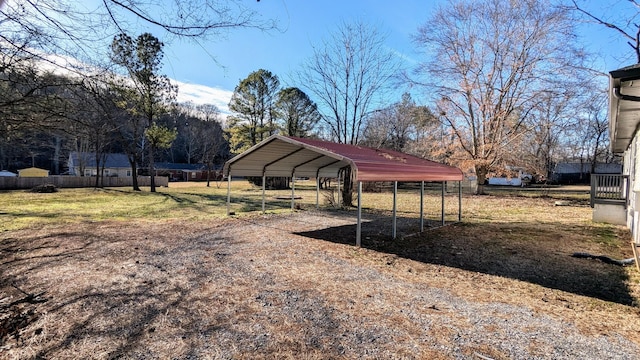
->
xmin=595 ymin=64 xmax=640 ymax=254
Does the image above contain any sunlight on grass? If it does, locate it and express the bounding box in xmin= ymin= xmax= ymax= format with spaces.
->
xmin=0 ymin=180 xmax=594 ymax=231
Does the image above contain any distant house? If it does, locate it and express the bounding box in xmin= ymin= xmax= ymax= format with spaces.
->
xmin=551 ymin=162 xmax=621 ymax=184
xmin=68 ymin=152 xmax=132 ymax=177
xmin=17 ymin=167 xmax=49 ymax=177
xmin=0 ymin=170 xmax=17 ymax=177
xmin=154 ymin=162 xmax=223 ymax=182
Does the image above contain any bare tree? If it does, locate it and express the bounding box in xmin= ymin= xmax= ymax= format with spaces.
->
xmin=0 ymin=0 xmax=275 ymax=67
xmin=569 ymin=0 xmax=640 ymax=63
xmin=413 ymin=0 xmax=589 ymax=193
xmin=361 ymin=93 xmax=436 ymax=153
xmin=300 ymin=20 xmax=399 ymax=206
xmin=300 ymin=20 xmax=400 ymax=146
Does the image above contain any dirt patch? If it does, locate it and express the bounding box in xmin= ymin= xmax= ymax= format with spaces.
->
xmin=1 ymin=201 xmax=640 ymax=359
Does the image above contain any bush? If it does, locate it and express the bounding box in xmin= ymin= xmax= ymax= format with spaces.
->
xmin=30 ymin=184 xmax=58 ymax=193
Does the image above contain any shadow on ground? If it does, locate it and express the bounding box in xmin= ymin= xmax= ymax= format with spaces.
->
xmin=295 ymin=214 xmax=635 ymax=306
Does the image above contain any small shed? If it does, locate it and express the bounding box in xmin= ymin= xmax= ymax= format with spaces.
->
xmin=223 ymin=135 xmax=464 ymax=246
xmin=17 ymin=167 xmax=49 ymax=178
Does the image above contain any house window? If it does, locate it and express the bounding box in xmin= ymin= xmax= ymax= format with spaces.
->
xmin=126 ymin=170 xmax=132 ymax=177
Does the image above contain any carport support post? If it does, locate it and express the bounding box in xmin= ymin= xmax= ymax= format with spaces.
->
xmin=337 ymin=175 xmax=341 ymax=206
xmin=420 ymin=181 xmax=425 ymax=232
xmin=316 ymin=176 xmax=320 ymax=209
xmin=226 ymin=172 xmax=231 ymax=216
xmin=458 ymin=180 xmax=462 ymax=222
xmin=291 ymin=175 xmax=296 ymax=211
xmin=356 ymin=181 xmax=362 ymax=247
xmin=262 ymin=174 xmax=266 ymax=214
xmin=441 ymin=181 xmax=445 ymax=226
xmin=392 ymin=181 xmax=398 ymax=239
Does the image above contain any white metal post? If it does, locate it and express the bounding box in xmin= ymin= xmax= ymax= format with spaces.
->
xmin=262 ymin=174 xmax=266 ymax=214
xmin=441 ymin=181 xmax=445 ymax=226
xmin=356 ymin=181 xmax=362 ymax=247
xmin=392 ymin=181 xmax=397 ymax=239
xmin=291 ymin=174 xmax=296 ymax=211
xmin=420 ymin=181 xmax=425 ymax=232
xmin=316 ymin=176 xmax=320 ymax=209
xmin=458 ymin=180 xmax=462 ymax=222
xmin=337 ymin=174 xmax=341 ymax=206
xmin=226 ymin=171 xmax=231 ymax=216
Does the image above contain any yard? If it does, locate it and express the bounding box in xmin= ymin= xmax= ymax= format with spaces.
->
xmin=1 ymin=181 xmax=640 ymax=359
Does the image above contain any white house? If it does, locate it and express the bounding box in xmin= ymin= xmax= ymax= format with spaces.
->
xmin=597 ymin=64 xmax=640 ymax=255
xmin=68 ymin=152 xmax=132 ymax=177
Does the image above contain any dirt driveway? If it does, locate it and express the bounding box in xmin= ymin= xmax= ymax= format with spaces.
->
xmin=2 ymin=208 xmax=640 ymax=359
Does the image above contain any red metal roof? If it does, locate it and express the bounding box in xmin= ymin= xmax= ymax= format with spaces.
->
xmin=223 ymin=135 xmax=463 ymax=182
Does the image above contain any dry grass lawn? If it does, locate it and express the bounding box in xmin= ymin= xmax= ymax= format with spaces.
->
xmin=1 ymin=182 xmax=640 ymax=359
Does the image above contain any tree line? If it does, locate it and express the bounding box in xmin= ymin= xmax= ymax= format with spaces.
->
xmin=1 ymin=0 xmax=633 ymax=199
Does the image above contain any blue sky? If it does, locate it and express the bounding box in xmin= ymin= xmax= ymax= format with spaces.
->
xmin=82 ymin=0 xmax=640 ymax=114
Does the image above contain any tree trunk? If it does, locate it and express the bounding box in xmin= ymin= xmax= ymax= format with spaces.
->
xmin=129 ymin=158 xmax=140 ymax=191
xmin=475 ymin=164 xmax=489 ymax=195
xmin=94 ymin=152 xmax=101 ymax=189
xmin=341 ymin=167 xmax=354 ymax=207
xmin=149 ymin=144 xmax=156 ymax=192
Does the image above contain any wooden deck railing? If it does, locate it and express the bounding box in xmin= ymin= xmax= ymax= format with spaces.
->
xmin=590 ymin=174 xmax=628 ymax=208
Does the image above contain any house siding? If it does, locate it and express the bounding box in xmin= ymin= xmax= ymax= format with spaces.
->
xmin=624 ymin=134 xmax=640 ymax=245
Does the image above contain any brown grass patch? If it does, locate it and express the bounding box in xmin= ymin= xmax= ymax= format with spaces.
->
xmin=1 ymin=191 xmax=640 ymax=359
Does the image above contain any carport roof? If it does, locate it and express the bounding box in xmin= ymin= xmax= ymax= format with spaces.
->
xmin=223 ymin=135 xmax=463 ymax=182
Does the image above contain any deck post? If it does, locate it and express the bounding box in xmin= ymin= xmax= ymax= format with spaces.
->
xmin=393 ymin=181 xmax=398 ymax=239
xmin=420 ymin=181 xmax=425 ymax=232
xmin=262 ymin=173 xmax=266 ymax=214
xmin=356 ymin=181 xmax=362 ymax=247
xmin=441 ymin=181 xmax=445 ymax=226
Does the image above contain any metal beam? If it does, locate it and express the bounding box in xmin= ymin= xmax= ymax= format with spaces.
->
xmin=262 ymin=147 xmax=305 ymax=174
xmin=293 ymin=154 xmax=325 ymax=172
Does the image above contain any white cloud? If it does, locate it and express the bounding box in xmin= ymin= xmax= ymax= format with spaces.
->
xmin=174 ymin=81 xmax=233 ymax=115
xmin=32 ymin=53 xmax=234 ymax=116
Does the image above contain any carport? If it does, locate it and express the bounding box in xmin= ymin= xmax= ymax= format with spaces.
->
xmin=223 ymin=135 xmax=464 ymax=246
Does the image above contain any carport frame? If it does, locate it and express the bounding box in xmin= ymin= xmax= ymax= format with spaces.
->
xmin=224 ymin=135 xmax=464 ymax=246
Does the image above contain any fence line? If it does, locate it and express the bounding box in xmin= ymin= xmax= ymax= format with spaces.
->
xmin=0 ymin=176 xmax=168 ymax=190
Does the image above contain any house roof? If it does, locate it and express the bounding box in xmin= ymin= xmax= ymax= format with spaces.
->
xmin=553 ymin=162 xmax=622 ymax=174
xmin=0 ymin=170 xmax=17 ymax=177
xmin=223 ymin=135 xmax=463 ymax=182
xmin=609 ymin=64 xmax=640 ymax=153
xmin=155 ymin=163 xmax=208 ymax=171
xmin=70 ymin=152 xmax=130 ymax=168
